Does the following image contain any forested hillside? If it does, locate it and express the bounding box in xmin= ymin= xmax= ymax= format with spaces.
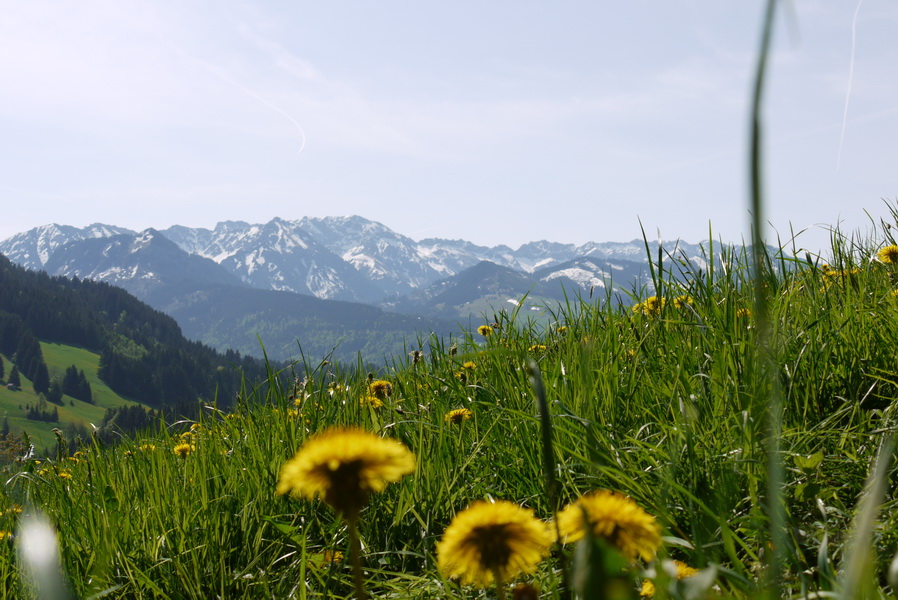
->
xmin=0 ymin=253 xmax=270 ymax=418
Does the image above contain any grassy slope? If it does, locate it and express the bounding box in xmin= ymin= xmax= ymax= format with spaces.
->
xmin=0 ymin=343 xmax=138 ymax=452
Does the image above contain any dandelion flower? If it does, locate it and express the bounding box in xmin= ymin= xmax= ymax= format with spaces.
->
xmin=360 ymin=394 xmax=383 ymax=408
xmin=139 ymin=444 xmax=156 ymax=452
xmin=736 ymin=308 xmax=751 ymax=319
xmin=276 ymin=427 xmax=415 ymax=520
xmin=368 ymin=380 xmax=393 ymax=399
xmin=640 ymin=560 xmax=700 ymax=597
xmin=462 ymin=361 xmax=476 ymax=370
xmin=673 ymin=295 xmax=693 ymax=309
xmin=557 ymin=490 xmax=662 ymax=562
xmin=878 ymin=245 xmax=898 ymax=264
xmin=478 ymin=325 xmax=494 ymax=337
xmin=437 ymin=500 xmax=551 ymax=588
xmin=173 ymin=443 xmax=194 ymax=459
xmin=445 ymin=408 xmax=473 ymax=424
xmin=528 ymin=344 xmax=547 ymax=353
xmin=632 ymin=296 xmax=666 ymax=316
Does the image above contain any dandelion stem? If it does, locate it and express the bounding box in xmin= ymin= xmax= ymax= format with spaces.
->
xmin=493 ymin=568 xmax=506 ymax=600
xmin=347 ymin=515 xmax=368 ymax=600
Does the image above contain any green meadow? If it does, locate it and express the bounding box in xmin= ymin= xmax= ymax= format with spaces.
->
xmin=0 ymin=344 xmax=137 ymax=452
xmin=2 ymin=216 xmax=898 ymax=598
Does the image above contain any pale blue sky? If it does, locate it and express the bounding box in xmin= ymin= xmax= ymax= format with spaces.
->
xmin=1 ymin=1 xmax=896 ymax=255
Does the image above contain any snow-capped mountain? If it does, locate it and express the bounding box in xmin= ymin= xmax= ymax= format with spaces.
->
xmin=1 ymin=223 xmax=135 ymax=272
xmin=0 ymin=216 xmax=709 ymax=305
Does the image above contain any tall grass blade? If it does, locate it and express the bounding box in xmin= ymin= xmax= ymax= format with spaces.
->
xmin=839 ymin=433 xmax=895 ymax=599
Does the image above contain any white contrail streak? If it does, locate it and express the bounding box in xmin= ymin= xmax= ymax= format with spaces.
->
xmin=190 ymin=57 xmax=307 ymax=156
xmin=837 ymin=0 xmax=864 ymax=170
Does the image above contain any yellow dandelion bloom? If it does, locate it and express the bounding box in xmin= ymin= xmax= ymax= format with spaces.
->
xmin=736 ymin=307 xmax=751 ymax=319
xmin=323 ymin=549 xmax=344 ymax=564
xmin=478 ymin=325 xmax=494 ymax=337
xmin=462 ymin=361 xmax=476 ymax=370
xmin=360 ymin=394 xmax=383 ymax=408
xmin=139 ymin=444 xmax=156 ymax=452
xmin=640 ymin=560 xmax=700 ymax=597
xmin=890 ymin=289 xmax=898 ymax=297
xmin=632 ymin=296 xmax=666 ymax=316
xmin=673 ymin=295 xmax=693 ymax=309
xmin=556 ymin=326 xmax=568 ymax=334
xmin=445 ymin=408 xmax=473 ymax=424
xmin=276 ymin=427 xmax=415 ymax=520
xmin=0 ymin=531 xmax=11 ymax=541
xmin=557 ymin=490 xmax=662 ymax=562
xmin=436 ymin=499 xmax=551 ymax=588
xmin=878 ymin=245 xmax=898 ymax=264
xmin=173 ymin=443 xmax=194 ymax=459
xmin=368 ymin=380 xmax=393 ymax=399
xmin=57 ymin=471 xmax=73 ymax=480
xmin=528 ymin=344 xmax=547 ymax=353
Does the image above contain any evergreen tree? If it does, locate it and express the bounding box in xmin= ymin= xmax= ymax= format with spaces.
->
xmin=0 ymin=357 xmax=4 ymax=382
xmin=7 ymin=366 xmax=20 ymax=389
xmin=47 ymin=379 xmax=64 ymax=404
xmin=32 ymin=363 xmax=50 ymax=395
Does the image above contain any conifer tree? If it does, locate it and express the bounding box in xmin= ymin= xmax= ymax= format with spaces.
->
xmin=7 ymin=366 xmax=20 ymax=389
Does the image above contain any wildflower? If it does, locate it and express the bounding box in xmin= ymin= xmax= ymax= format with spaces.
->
xmin=556 ymin=490 xmax=662 ymax=562
xmin=528 ymin=344 xmax=547 ymax=353
xmin=878 ymin=245 xmax=898 ymax=264
xmin=673 ymin=295 xmax=693 ymax=309
xmin=891 ymin=289 xmax=898 ymax=297
xmin=368 ymin=380 xmax=392 ymax=400
xmin=409 ymin=349 xmax=424 ymax=364
xmin=436 ymin=499 xmax=551 ymax=588
xmin=57 ymin=470 xmax=72 ymax=480
xmin=322 ymin=549 xmax=344 ymax=564
xmin=640 ymin=560 xmax=700 ymax=597
xmin=360 ymin=394 xmax=383 ymax=409
xmin=276 ymin=426 xmax=415 ymax=520
xmin=556 ymin=326 xmax=568 ymax=335
xmin=445 ymin=408 xmax=473 ymax=424
xmin=173 ymin=443 xmax=194 ymax=459
xmin=189 ymin=423 xmax=202 ymax=432
xmin=0 ymin=531 xmax=11 ymax=541
xmin=632 ymin=296 xmax=666 ymax=316
xmin=139 ymin=444 xmax=156 ymax=452
xmin=462 ymin=361 xmax=476 ymax=370
xmin=478 ymin=325 xmax=494 ymax=337
xmin=736 ymin=308 xmax=751 ymax=319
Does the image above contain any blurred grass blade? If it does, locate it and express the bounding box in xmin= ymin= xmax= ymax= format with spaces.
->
xmin=840 ymin=433 xmax=895 ymax=599
xmin=17 ymin=510 xmax=72 ymax=600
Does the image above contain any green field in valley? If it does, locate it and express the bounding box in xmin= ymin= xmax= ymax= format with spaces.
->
xmin=0 ymin=343 xmax=139 ymax=453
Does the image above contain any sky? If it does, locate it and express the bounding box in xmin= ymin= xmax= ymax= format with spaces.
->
xmin=1 ymin=1 xmax=896 ymax=255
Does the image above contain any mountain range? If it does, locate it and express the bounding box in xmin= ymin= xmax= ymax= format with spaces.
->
xmin=0 ymin=217 xmax=709 ymax=361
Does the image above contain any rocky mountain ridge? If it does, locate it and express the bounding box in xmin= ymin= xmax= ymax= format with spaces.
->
xmin=0 ymin=217 xmax=707 ymax=305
